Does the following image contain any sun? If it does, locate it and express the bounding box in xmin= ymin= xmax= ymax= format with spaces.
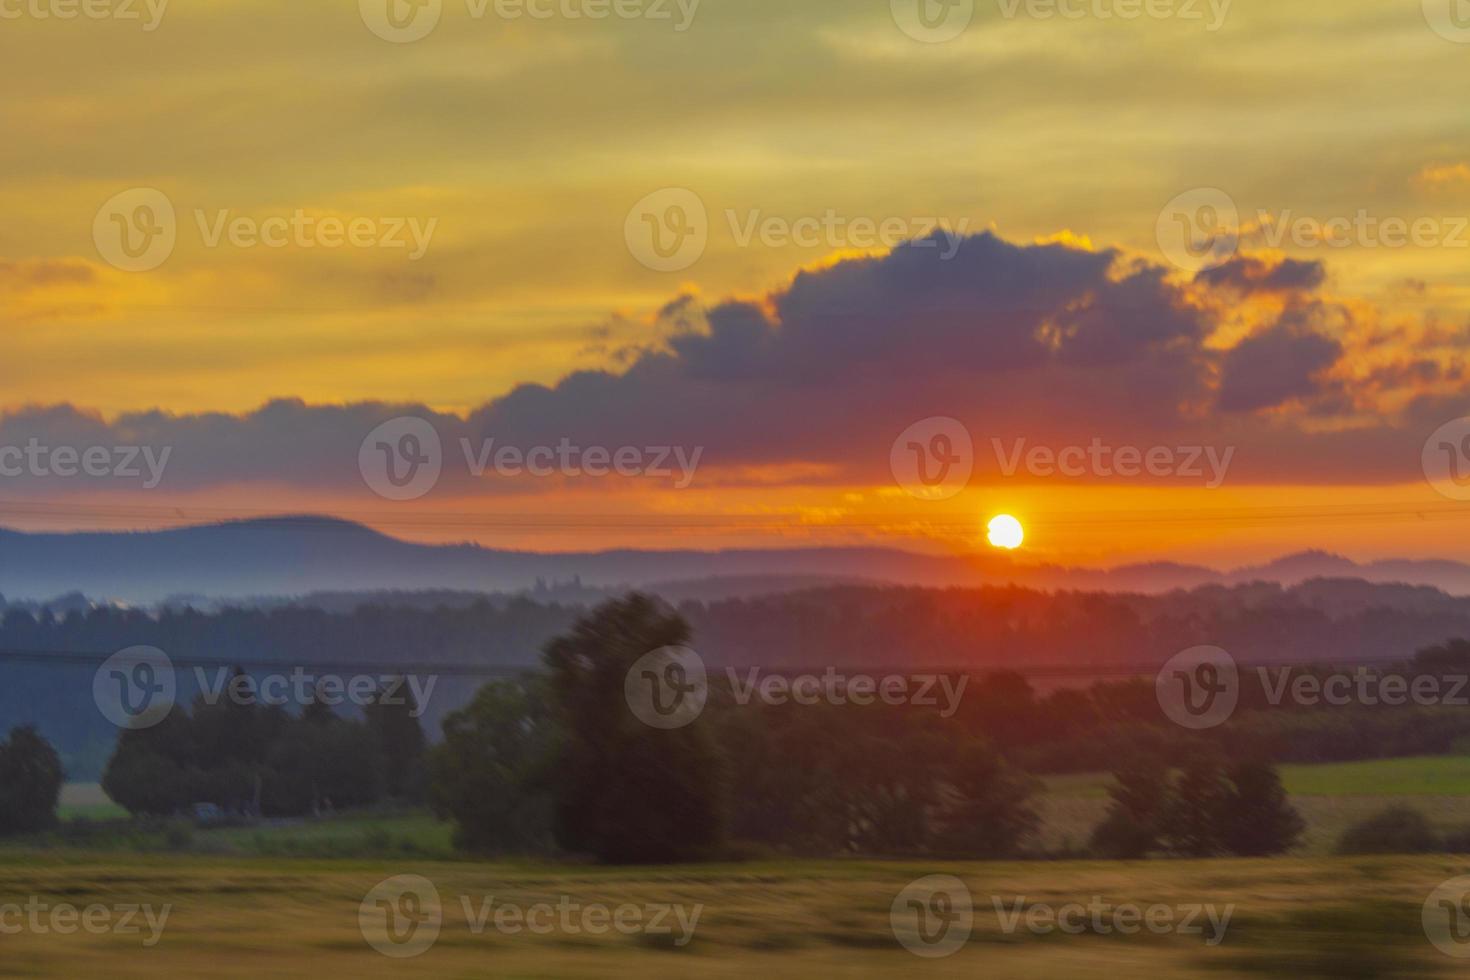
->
xmin=987 ymin=514 xmax=1025 ymax=550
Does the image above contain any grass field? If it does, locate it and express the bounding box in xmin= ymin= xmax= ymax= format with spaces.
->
xmin=1037 ymin=756 xmax=1470 ymax=856
xmin=45 ymin=755 xmax=1470 ymax=861
xmin=0 ymin=854 xmax=1467 ymax=977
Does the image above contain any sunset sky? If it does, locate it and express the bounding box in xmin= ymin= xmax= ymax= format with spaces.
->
xmin=3 ymin=0 xmax=1469 ymax=567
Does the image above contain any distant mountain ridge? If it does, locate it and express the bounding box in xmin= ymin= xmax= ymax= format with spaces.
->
xmin=1 ymin=516 xmax=1468 ymax=603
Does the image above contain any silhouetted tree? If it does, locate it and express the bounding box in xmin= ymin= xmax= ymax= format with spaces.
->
xmin=1090 ymin=751 xmax=1172 ymax=858
xmin=543 ymin=594 xmax=726 ymax=863
xmin=936 ymin=738 xmax=1041 ymax=857
xmin=1215 ymin=759 xmax=1304 ymax=856
xmin=0 ymin=726 xmax=64 ymax=835
xmin=428 ymin=678 xmax=557 ymax=853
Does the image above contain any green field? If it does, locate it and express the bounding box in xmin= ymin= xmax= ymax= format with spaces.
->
xmin=0 ymin=854 xmax=1467 ymax=977
xmin=45 ymin=755 xmax=1470 ymax=862
xmin=1042 ymin=757 xmax=1470 ymax=799
xmin=1037 ymin=756 xmax=1470 ymax=856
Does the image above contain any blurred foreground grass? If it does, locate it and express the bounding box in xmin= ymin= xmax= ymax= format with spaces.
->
xmin=0 ymin=854 xmax=1466 ymax=977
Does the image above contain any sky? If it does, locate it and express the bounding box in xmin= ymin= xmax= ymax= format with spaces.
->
xmin=2 ymin=0 xmax=1469 ymax=567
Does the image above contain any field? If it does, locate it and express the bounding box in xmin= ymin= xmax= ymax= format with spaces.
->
xmin=1039 ymin=756 xmax=1470 ymax=856
xmin=45 ymin=755 xmax=1470 ymax=861
xmin=0 ymin=853 xmax=1467 ymax=977
xmin=8 ymin=757 xmax=1466 ymax=976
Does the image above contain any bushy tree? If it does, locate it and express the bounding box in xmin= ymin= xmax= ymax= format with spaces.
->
xmin=543 ymin=594 xmax=726 ymax=863
xmin=936 ymin=738 xmax=1041 ymax=858
xmin=1091 ymin=750 xmax=1304 ymax=859
xmin=1336 ymin=806 xmax=1440 ymax=855
xmin=1089 ymin=752 xmax=1173 ymax=858
xmin=1215 ymin=760 xmax=1304 ymax=856
xmin=428 ymin=679 xmax=557 ymax=853
xmin=1162 ymin=754 xmax=1231 ymax=856
xmin=0 ymin=726 xmax=64 ymax=835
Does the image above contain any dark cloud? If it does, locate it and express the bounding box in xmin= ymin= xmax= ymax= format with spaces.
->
xmin=1217 ymin=307 xmax=1345 ymax=413
xmin=1196 ymin=255 xmax=1326 ymax=295
xmin=1 ymin=233 xmax=1462 ymax=496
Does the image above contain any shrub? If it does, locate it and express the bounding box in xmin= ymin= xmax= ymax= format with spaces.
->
xmin=1335 ymin=806 xmax=1440 ymax=855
